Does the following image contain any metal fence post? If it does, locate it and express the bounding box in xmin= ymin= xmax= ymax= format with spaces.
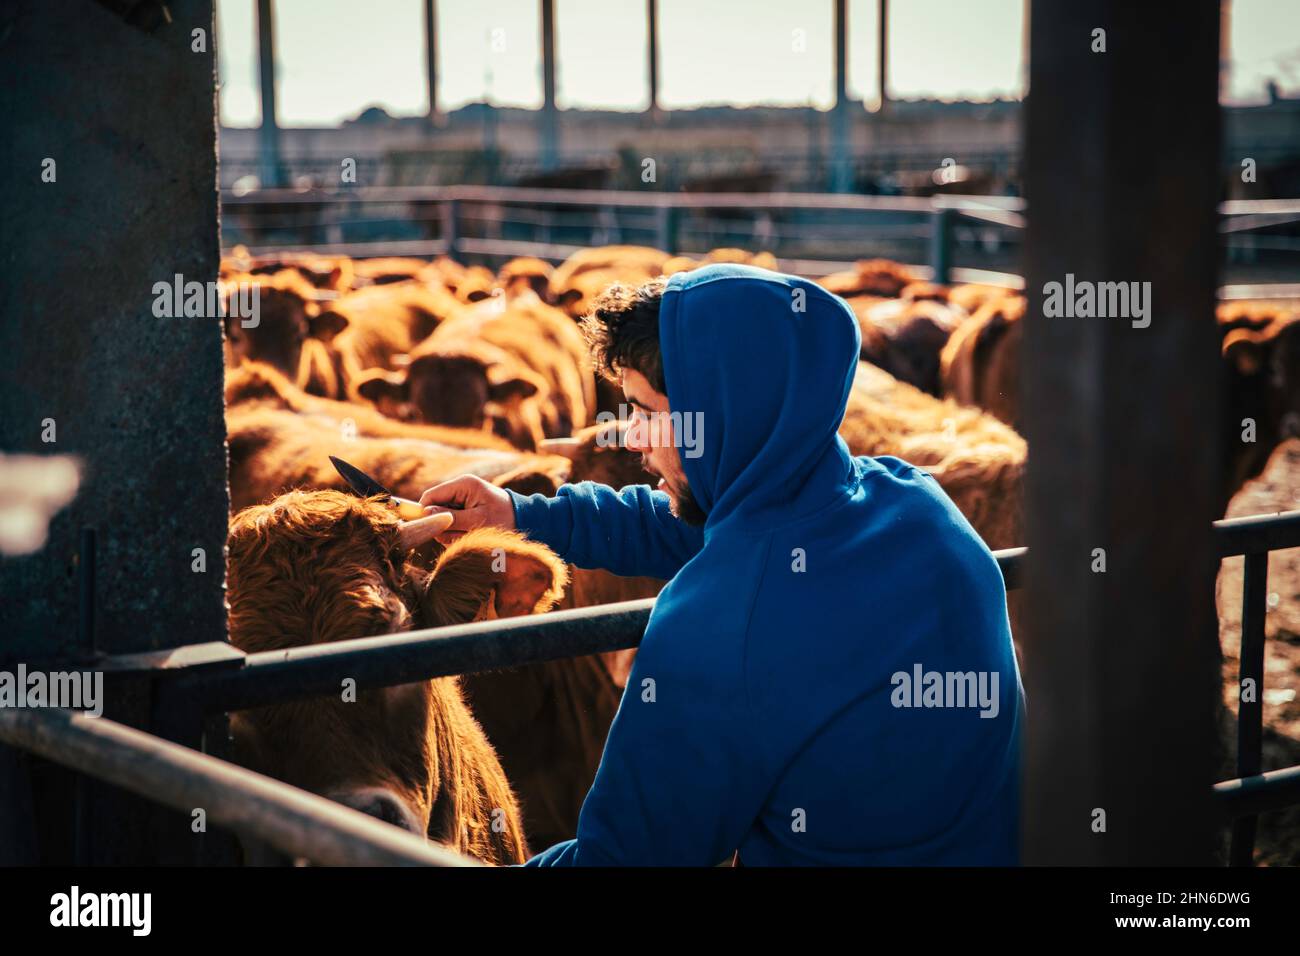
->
xmin=1230 ymin=552 xmax=1268 ymax=865
xmin=656 ymin=203 xmax=680 ymax=254
xmin=1021 ymin=0 xmax=1222 ymax=865
xmin=929 ymin=205 xmax=952 ymax=284
xmin=442 ymin=197 xmax=461 ymax=259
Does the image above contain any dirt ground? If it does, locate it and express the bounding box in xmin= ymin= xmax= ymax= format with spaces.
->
xmin=1216 ymin=438 xmax=1300 ymax=865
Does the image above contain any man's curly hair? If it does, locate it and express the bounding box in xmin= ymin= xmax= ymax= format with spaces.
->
xmin=580 ymin=276 xmax=668 ymax=393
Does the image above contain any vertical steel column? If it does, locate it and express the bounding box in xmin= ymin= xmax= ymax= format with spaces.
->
xmin=929 ymin=206 xmax=952 ymax=284
xmin=424 ymin=0 xmax=441 ymax=128
xmin=442 ymin=198 xmax=461 ymax=260
xmin=256 ymin=0 xmax=283 ymax=188
xmin=877 ymin=0 xmax=889 ymax=113
xmin=540 ymin=0 xmax=558 ymax=170
xmin=656 ymin=203 xmax=679 ymax=254
xmin=1230 ymin=552 xmax=1268 ymax=864
xmin=647 ymin=0 xmax=660 ymax=119
xmin=1021 ymin=0 xmax=1222 ymax=864
xmin=829 ymin=0 xmax=851 ymax=193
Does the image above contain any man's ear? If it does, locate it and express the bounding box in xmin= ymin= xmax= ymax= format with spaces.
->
xmin=353 ymin=368 xmax=410 ymax=406
xmin=309 ymin=309 xmax=349 ymax=342
xmin=422 ymin=529 xmax=568 ymax=626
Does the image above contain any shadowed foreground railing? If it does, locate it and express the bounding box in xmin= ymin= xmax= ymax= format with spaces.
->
xmin=0 ymin=708 xmax=475 ymax=867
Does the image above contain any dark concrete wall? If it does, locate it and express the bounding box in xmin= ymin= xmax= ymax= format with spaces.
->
xmin=0 ymin=0 xmax=227 ymax=660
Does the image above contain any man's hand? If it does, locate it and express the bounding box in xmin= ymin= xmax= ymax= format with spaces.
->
xmin=418 ymin=475 xmax=516 ymax=541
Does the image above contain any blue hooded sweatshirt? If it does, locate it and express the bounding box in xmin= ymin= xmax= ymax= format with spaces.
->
xmin=509 ymin=264 xmax=1023 ymax=866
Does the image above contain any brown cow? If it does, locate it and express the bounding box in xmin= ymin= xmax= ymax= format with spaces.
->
xmin=305 ymin=280 xmax=465 ymax=400
xmin=225 ymin=405 xmax=568 ymax=513
xmin=225 ymin=361 xmax=516 ymax=452
xmin=227 ymin=490 xmax=574 ymax=863
xmin=855 ymin=297 xmax=968 ymax=395
xmin=548 ymin=245 xmax=671 ymax=319
xmin=355 ymin=293 xmax=595 ymax=451
xmin=222 ymin=270 xmax=343 ymax=389
xmin=938 ymin=293 xmax=1025 ymax=428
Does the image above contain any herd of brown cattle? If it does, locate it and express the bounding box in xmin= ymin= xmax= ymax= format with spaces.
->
xmin=219 ymin=243 xmax=1299 ymax=864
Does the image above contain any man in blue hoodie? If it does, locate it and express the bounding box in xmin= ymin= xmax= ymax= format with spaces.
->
xmin=420 ymin=264 xmax=1023 ymax=865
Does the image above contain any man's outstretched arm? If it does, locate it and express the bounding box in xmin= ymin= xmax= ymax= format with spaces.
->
xmin=420 ymin=476 xmax=703 ymax=581
xmin=508 ymin=481 xmax=702 ymax=579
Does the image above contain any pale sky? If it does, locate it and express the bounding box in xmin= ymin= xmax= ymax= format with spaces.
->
xmin=216 ymin=0 xmax=1300 ymax=127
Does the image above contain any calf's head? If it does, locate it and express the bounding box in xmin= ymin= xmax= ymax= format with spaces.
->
xmin=223 ymin=272 xmax=344 ymax=385
xmin=355 ymin=347 xmax=548 ymax=450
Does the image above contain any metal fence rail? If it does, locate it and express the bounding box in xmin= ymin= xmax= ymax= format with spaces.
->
xmin=0 ymin=708 xmax=473 ymax=867
xmin=219 ymin=186 xmax=1300 ymax=291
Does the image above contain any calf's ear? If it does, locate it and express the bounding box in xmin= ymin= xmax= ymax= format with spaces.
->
xmin=1223 ymin=329 xmax=1266 ymax=376
xmin=354 ymin=368 xmax=410 ymax=406
xmin=309 ymin=309 xmax=349 ymax=342
xmin=486 ymin=364 xmax=541 ymax=402
xmin=422 ymin=530 xmax=568 ymax=625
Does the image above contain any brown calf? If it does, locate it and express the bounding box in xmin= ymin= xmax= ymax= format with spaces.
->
xmin=227 ymin=491 xmax=573 ymax=863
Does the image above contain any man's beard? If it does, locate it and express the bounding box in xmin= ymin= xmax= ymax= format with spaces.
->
xmin=668 ymin=481 xmax=708 ymax=527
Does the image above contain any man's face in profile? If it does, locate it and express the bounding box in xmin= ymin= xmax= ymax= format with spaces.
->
xmin=620 ymin=368 xmax=707 ymax=526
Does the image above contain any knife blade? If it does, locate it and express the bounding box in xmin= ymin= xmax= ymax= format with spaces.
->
xmin=329 ymin=456 xmax=428 ymax=521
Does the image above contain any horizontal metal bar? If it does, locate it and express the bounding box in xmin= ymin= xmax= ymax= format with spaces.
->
xmin=219 ymin=184 xmax=1300 ymax=217
xmin=221 ymin=185 xmax=946 ymax=212
xmin=1212 ymin=510 xmax=1300 ymax=558
xmin=0 ymin=709 xmax=474 ymax=867
xmin=1214 ymin=765 xmax=1300 ymax=822
xmin=189 ymin=599 xmax=657 ymax=715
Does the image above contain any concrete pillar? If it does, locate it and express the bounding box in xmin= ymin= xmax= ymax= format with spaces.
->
xmin=0 ymin=0 xmax=228 ymax=663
